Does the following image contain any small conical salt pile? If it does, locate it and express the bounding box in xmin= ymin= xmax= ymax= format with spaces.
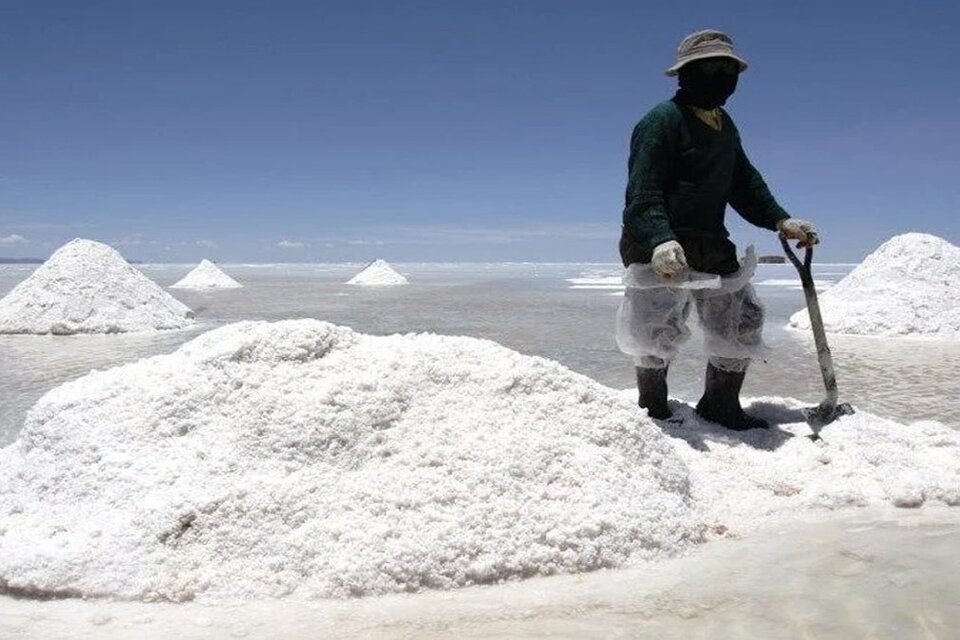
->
xmin=0 ymin=238 xmax=194 ymax=335
xmin=346 ymin=259 xmax=408 ymax=286
xmin=170 ymin=259 xmax=243 ymax=290
xmin=789 ymin=233 xmax=960 ymax=337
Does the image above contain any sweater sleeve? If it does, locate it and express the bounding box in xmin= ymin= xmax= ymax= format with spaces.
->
xmin=622 ymin=109 xmax=678 ymax=251
xmin=728 ymin=139 xmax=790 ymax=231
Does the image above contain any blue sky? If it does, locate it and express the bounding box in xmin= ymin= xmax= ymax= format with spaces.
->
xmin=1 ymin=0 xmax=958 ymax=262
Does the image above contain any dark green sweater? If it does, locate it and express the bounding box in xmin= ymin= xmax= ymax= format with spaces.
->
xmin=621 ymin=98 xmax=789 ymax=268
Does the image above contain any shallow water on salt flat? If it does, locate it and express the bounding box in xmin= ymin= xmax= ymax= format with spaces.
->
xmin=1 ymin=262 xmax=958 ymax=446
xmin=1 ymin=509 xmax=957 ymax=639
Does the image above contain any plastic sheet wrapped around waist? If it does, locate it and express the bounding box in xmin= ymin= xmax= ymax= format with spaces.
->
xmin=616 ymin=246 xmax=766 ymax=362
xmin=622 ymin=245 xmax=758 ymax=296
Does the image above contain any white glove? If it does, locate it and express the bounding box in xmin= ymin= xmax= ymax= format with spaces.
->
xmin=778 ymin=218 xmax=820 ymax=248
xmin=651 ymin=240 xmax=688 ymax=278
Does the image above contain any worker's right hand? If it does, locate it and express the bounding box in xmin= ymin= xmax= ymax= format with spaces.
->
xmin=651 ymin=240 xmax=688 ymax=278
xmin=777 ymin=218 xmax=820 ymax=248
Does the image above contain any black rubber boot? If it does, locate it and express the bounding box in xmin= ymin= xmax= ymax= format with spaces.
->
xmin=695 ymin=362 xmax=769 ymax=430
xmin=636 ymin=366 xmax=672 ymax=420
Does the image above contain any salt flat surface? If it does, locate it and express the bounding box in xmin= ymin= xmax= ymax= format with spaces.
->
xmin=755 ymin=278 xmax=834 ymax=289
xmin=0 ymin=239 xmax=194 ymax=335
xmin=170 ymin=260 xmax=242 ymax=290
xmin=347 ymin=259 xmax=408 ymax=286
xmin=566 ymin=272 xmax=624 ymax=291
xmin=789 ymin=233 xmax=960 ymax=337
xmin=2 ymin=510 xmax=956 ymax=640
xmin=569 ymin=277 xmax=622 ymax=284
xmin=0 ymin=260 xmax=958 ymax=636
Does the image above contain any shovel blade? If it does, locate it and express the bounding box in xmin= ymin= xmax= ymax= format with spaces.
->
xmin=803 ymin=401 xmax=855 ymax=435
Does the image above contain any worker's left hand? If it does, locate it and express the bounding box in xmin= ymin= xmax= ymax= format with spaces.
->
xmin=777 ymin=218 xmax=820 ymax=248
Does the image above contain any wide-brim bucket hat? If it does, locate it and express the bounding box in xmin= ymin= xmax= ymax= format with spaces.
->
xmin=665 ymin=29 xmax=749 ymax=76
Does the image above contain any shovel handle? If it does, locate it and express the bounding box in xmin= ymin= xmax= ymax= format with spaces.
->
xmin=779 ymin=234 xmax=840 ymax=411
xmin=780 ymin=234 xmax=855 ymax=433
xmin=779 ymin=234 xmax=813 ymax=277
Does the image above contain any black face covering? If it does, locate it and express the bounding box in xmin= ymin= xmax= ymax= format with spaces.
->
xmin=676 ymin=60 xmax=739 ymax=109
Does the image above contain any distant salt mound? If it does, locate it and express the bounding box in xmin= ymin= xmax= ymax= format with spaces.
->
xmin=347 ymin=259 xmax=408 ymax=286
xmin=170 ymin=259 xmax=243 ymax=290
xmin=0 ymin=239 xmax=194 ymax=335
xmin=0 ymin=320 xmax=697 ymax=601
xmin=789 ymin=233 xmax=960 ymax=337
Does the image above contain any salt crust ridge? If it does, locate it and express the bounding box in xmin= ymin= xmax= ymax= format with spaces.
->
xmin=170 ymin=260 xmax=243 ymax=290
xmin=347 ymin=259 xmax=408 ymax=286
xmin=0 ymin=320 xmax=957 ymax=602
xmin=0 ymin=239 xmax=194 ymax=335
xmin=789 ymin=233 xmax=960 ymax=337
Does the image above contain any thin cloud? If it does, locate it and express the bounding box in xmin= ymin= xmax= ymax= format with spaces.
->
xmin=196 ymin=240 xmax=218 ymax=249
xmin=374 ymin=223 xmax=615 ymax=245
xmin=113 ymin=234 xmax=145 ymax=247
xmin=5 ymin=222 xmax=93 ymax=231
xmin=277 ymin=240 xmax=306 ymax=248
xmin=0 ymin=234 xmax=28 ymax=246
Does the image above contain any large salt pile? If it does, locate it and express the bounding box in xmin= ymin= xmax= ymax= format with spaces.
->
xmin=347 ymin=259 xmax=408 ymax=286
xmin=170 ymin=259 xmax=243 ymax=290
xmin=0 ymin=239 xmax=194 ymax=335
xmin=0 ymin=320 xmax=698 ymax=601
xmin=789 ymin=233 xmax=960 ymax=337
xmin=1 ymin=321 xmax=957 ymax=602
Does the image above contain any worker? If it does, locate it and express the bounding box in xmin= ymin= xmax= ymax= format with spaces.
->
xmin=619 ymin=29 xmax=819 ymax=430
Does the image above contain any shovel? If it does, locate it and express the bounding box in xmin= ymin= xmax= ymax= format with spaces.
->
xmin=779 ymin=234 xmax=855 ymax=439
